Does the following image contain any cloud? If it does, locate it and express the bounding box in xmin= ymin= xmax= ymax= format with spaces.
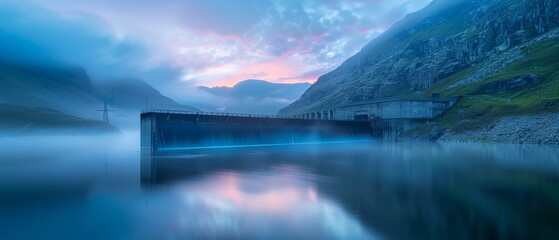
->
xmin=198 ymin=80 xmax=311 ymax=115
xmin=29 ymin=0 xmax=432 ymax=85
xmin=1 ymin=0 xmax=433 ymax=109
xmin=177 ymin=0 xmax=275 ymax=35
xmin=0 ymin=1 xmax=181 ymax=83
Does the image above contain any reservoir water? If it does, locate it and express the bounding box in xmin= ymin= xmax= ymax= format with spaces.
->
xmin=1 ymin=132 xmax=559 ymax=240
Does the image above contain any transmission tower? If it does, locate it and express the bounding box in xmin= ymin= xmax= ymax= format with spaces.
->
xmin=96 ymin=101 xmax=115 ymax=122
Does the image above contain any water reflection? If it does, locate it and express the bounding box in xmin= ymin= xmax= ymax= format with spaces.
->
xmin=2 ymin=136 xmax=559 ymax=239
xmin=142 ymin=143 xmax=559 ymax=240
xmin=141 ymin=147 xmax=380 ymax=239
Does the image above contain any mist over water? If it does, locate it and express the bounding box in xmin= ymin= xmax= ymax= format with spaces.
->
xmin=1 ymin=135 xmax=559 ymax=240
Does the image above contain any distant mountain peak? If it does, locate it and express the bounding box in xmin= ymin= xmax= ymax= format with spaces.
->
xmin=198 ymin=79 xmax=311 ymax=115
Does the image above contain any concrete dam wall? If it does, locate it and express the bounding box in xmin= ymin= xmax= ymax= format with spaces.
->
xmin=141 ymin=111 xmax=374 ymax=153
xmin=287 ymin=97 xmax=458 ymax=121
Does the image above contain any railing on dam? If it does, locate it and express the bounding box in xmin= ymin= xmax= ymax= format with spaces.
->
xmin=142 ymin=109 xmax=298 ymax=120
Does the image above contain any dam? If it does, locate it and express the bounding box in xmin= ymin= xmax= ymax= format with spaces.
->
xmin=285 ymin=96 xmax=459 ymax=139
xmin=141 ymin=97 xmax=458 ymax=153
xmin=141 ymin=110 xmax=374 ymax=154
xmin=287 ymin=95 xmax=458 ymax=121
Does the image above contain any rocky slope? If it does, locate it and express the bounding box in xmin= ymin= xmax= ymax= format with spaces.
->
xmin=279 ymin=0 xmax=559 ymax=116
xmin=438 ymin=113 xmax=559 ymax=145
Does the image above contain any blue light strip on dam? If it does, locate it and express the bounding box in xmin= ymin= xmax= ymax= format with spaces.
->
xmin=157 ymin=140 xmax=374 ymax=151
xmin=141 ymin=111 xmax=375 ymax=154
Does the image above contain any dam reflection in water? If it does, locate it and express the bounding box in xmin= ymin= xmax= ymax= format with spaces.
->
xmin=2 ymin=137 xmax=559 ymax=239
xmin=141 ymin=143 xmax=559 ymax=240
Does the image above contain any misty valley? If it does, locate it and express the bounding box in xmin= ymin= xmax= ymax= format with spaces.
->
xmin=1 ymin=0 xmax=559 ymax=239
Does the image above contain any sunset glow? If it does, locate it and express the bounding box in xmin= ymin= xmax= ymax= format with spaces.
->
xmin=10 ymin=0 xmax=432 ymax=92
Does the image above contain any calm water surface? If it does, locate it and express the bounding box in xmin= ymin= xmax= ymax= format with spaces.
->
xmin=1 ymin=133 xmax=559 ymax=240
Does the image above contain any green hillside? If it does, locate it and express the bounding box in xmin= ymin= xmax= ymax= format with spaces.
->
xmin=420 ymin=35 xmax=559 ymax=135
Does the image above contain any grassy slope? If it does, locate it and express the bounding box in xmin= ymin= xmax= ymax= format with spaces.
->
xmin=417 ymin=35 xmax=559 ymax=135
xmin=0 ymin=104 xmax=119 ymax=135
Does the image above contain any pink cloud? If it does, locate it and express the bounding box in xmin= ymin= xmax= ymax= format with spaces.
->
xmin=20 ymin=0 xmax=433 ymax=98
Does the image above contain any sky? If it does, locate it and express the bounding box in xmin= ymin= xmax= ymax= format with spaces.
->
xmin=199 ymin=80 xmax=311 ymax=114
xmin=0 ymin=0 xmax=432 ymax=107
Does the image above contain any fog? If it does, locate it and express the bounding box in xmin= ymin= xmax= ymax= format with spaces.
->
xmin=2 ymin=138 xmax=559 ymax=239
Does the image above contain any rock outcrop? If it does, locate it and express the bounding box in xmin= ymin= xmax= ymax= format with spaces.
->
xmin=474 ymin=73 xmax=539 ymax=94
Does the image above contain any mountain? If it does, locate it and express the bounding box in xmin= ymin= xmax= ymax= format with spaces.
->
xmin=279 ymin=0 xmax=559 ymax=143
xmin=281 ymin=0 xmax=559 ymax=114
xmin=0 ymin=62 xmax=198 ymax=119
xmin=0 ymin=63 xmax=102 ymax=118
xmin=199 ymin=80 xmax=310 ymax=115
xmin=96 ymin=79 xmax=198 ymax=112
